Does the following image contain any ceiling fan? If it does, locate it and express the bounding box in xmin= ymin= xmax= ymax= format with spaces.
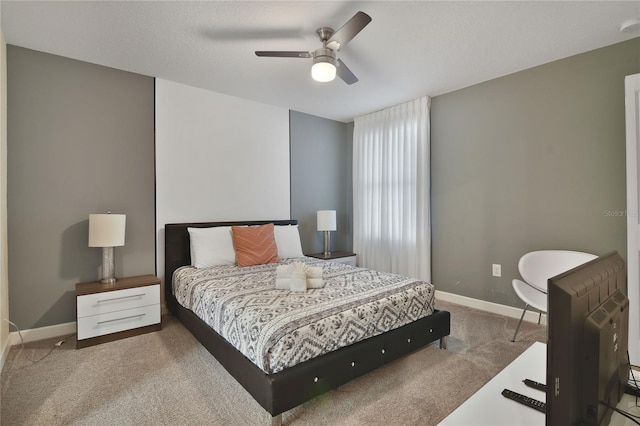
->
xmin=255 ymin=11 xmax=372 ymax=85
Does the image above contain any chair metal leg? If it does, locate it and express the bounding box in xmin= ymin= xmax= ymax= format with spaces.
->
xmin=511 ymin=304 xmax=529 ymax=342
xmin=537 ymin=311 xmax=542 ymax=325
xmin=271 ymin=414 xmax=282 ymax=426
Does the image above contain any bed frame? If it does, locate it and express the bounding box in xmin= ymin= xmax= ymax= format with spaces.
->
xmin=165 ymin=220 xmax=451 ymax=425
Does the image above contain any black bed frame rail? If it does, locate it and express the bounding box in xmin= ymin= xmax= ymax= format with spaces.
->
xmin=168 ymin=294 xmax=450 ymax=416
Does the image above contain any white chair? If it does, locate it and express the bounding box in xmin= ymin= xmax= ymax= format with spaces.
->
xmin=510 ymin=250 xmax=597 ymax=342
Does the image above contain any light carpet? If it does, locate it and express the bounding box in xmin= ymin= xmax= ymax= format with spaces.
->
xmin=1 ymin=300 xmax=545 ymax=425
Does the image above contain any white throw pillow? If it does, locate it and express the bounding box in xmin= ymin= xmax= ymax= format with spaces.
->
xmin=274 ymin=225 xmax=304 ymax=259
xmin=188 ymin=226 xmax=235 ymax=268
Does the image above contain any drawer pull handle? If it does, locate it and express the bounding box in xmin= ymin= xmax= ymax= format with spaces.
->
xmin=97 ymin=293 xmax=145 ymax=303
xmin=97 ymin=313 xmax=145 ymax=325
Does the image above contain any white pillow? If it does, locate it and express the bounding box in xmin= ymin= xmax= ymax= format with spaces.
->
xmin=188 ymin=226 xmax=235 ymax=268
xmin=274 ymin=225 xmax=304 ymax=258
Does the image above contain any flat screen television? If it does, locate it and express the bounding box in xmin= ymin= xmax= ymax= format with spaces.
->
xmin=546 ymin=251 xmax=629 ymax=425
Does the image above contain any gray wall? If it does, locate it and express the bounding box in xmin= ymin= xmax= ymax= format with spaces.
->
xmin=290 ymin=110 xmax=352 ymax=254
xmin=7 ymin=46 xmax=155 ymax=329
xmin=431 ymin=38 xmax=640 ymax=308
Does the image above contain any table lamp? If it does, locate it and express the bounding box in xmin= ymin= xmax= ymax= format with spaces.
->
xmin=317 ymin=210 xmax=336 ymax=256
xmin=89 ymin=213 xmax=126 ymax=283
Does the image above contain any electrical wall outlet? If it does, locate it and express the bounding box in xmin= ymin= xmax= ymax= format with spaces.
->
xmin=492 ymin=264 xmax=502 ymax=277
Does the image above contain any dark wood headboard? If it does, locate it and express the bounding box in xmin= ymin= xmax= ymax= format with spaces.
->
xmin=164 ymin=220 xmax=298 ymax=304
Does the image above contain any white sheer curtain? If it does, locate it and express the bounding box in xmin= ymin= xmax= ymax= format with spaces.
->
xmin=353 ymin=96 xmax=431 ymax=281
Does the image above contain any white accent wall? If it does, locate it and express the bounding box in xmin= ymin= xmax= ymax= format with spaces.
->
xmin=155 ymin=79 xmax=291 ymax=282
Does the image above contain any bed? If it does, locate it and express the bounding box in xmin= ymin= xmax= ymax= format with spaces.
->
xmin=165 ymin=220 xmax=450 ymax=425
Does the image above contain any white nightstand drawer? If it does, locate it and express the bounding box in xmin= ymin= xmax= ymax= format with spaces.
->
xmin=77 ymin=284 xmax=160 ymax=318
xmin=77 ymin=304 xmax=160 ymax=340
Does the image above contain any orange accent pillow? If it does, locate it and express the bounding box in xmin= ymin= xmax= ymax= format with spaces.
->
xmin=232 ymin=223 xmax=280 ymax=267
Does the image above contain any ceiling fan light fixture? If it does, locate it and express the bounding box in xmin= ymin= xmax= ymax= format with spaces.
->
xmin=312 ymin=61 xmax=336 ymax=82
xmin=312 ymin=48 xmax=337 ymax=82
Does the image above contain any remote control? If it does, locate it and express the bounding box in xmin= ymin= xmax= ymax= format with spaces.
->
xmin=523 ymin=379 xmax=546 ymax=392
xmin=501 ymin=388 xmax=546 ymax=413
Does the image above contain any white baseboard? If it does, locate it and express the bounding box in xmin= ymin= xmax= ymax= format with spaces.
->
xmin=9 ymin=321 xmax=76 ymax=346
xmin=435 ymin=290 xmax=546 ymax=325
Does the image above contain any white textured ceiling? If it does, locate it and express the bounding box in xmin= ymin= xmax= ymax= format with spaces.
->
xmin=2 ymin=1 xmax=639 ymax=122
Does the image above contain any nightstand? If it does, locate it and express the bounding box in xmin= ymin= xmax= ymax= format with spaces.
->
xmin=76 ymin=274 xmax=161 ymax=349
xmin=307 ymin=251 xmax=357 ymax=267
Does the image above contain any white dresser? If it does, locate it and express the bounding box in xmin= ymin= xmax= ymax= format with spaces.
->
xmin=76 ymin=274 xmax=161 ymax=348
xmin=438 ymin=342 xmax=635 ymax=425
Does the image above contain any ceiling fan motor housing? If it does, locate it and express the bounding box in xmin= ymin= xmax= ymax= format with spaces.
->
xmin=313 ymin=47 xmax=337 ymax=67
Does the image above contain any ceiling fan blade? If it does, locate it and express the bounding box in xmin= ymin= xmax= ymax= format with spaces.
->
xmin=255 ymin=51 xmax=311 ymax=58
xmin=326 ymin=11 xmax=372 ymax=51
xmin=336 ymin=59 xmax=358 ymax=85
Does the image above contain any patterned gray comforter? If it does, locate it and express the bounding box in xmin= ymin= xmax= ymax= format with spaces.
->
xmin=172 ymin=257 xmax=435 ymax=374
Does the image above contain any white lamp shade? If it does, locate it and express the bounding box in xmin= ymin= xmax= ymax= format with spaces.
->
xmin=311 ymin=61 xmax=336 ymax=82
xmin=89 ymin=214 xmax=126 ymax=247
xmin=317 ymin=210 xmax=337 ymax=231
